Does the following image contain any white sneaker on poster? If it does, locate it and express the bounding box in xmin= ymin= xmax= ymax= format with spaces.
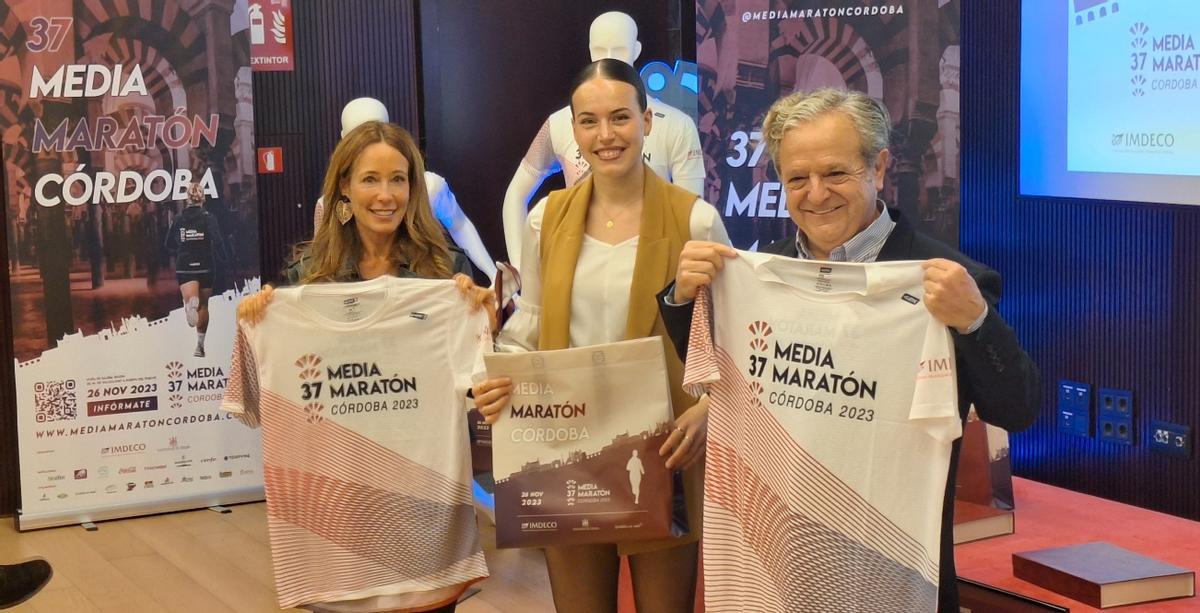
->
xmin=185 ymin=297 xmax=199 ymax=327
xmin=194 ymin=344 xmax=205 ymax=358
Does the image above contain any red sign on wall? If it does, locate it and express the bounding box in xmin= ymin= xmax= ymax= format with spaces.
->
xmin=249 ymin=1 xmax=294 ymax=72
xmin=257 ymin=147 xmax=283 ymax=174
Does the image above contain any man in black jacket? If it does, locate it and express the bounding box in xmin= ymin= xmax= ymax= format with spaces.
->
xmin=657 ymin=88 xmax=1040 ymax=612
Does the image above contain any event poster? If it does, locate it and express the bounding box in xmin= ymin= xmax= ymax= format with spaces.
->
xmin=697 ymin=0 xmax=962 ymax=248
xmin=248 ymin=0 xmax=295 ymax=72
xmin=485 ymin=339 xmax=678 ymax=548
xmin=1067 ymin=0 xmax=1200 ymax=175
xmin=0 ymin=0 xmax=263 ymax=528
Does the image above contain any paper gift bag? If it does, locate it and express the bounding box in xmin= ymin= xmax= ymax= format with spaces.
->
xmin=486 ymin=338 xmax=682 ymax=548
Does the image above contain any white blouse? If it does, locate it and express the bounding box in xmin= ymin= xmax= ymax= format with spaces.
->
xmin=497 ymin=197 xmax=731 ymax=352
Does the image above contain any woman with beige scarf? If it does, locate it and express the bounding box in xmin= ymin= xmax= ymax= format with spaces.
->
xmin=474 ymin=58 xmax=730 ymax=613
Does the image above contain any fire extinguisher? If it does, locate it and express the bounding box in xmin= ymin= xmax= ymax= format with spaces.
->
xmin=249 ymin=4 xmax=265 ymax=45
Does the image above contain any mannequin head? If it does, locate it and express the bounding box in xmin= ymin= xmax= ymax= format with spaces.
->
xmin=589 ymin=11 xmax=641 ymax=65
xmin=340 ymin=98 xmax=390 ymax=138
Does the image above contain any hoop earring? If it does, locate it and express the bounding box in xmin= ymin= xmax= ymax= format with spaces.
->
xmin=335 ymin=197 xmax=353 ymax=225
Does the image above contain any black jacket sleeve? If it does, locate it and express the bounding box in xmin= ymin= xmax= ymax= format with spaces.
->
xmin=449 ymin=244 xmax=475 ymax=279
xmin=950 ymin=265 xmax=1041 ymax=433
xmin=657 ymin=282 xmax=695 ymax=362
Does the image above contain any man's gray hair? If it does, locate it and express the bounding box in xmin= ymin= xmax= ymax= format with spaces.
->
xmin=761 ymin=88 xmax=891 ymax=170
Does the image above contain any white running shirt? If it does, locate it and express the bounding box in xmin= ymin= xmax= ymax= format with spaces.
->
xmin=684 ymin=253 xmax=961 ymax=613
xmin=222 ymin=276 xmax=490 ymax=610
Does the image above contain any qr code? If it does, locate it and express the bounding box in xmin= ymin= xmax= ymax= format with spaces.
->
xmin=34 ymin=380 xmax=77 ymax=423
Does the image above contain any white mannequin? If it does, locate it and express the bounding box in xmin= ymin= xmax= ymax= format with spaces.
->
xmin=501 ymin=11 xmax=705 ymax=269
xmin=315 ymin=98 xmax=497 ymax=280
xmin=589 ymin=11 xmax=642 ymax=64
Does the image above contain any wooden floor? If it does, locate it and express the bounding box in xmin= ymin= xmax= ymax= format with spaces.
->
xmin=0 ymin=503 xmax=555 ymax=612
xmin=17 ymin=478 xmax=1193 ymax=612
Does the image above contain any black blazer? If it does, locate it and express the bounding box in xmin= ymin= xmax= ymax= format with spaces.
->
xmin=657 ymin=210 xmax=1041 ymax=612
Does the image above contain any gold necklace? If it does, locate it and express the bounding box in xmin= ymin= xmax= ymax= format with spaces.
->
xmin=595 ymin=199 xmax=638 ymax=229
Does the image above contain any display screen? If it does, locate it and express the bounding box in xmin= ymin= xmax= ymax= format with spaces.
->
xmin=1020 ymin=0 xmax=1200 ymax=205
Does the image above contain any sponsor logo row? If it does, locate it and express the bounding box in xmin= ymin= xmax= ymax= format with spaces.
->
xmin=36 ymin=468 xmax=256 ymax=502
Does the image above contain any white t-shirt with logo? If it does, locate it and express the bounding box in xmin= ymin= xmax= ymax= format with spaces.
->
xmin=222 ymin=276 xmax=490 ymax=611
xmin=532 ymin=97 xmax=704 ymax=193
xmin=684 ymin=253 xmax=960 ymax=613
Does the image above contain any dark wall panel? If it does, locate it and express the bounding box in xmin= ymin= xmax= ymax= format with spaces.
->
xmin=252 ymin=0 xmax=420 ymax=281
xmin=256 ymin=134 xmax=309 ymax=284
xmin=420 ymin=1 xmax=690 ymax=260
xmin=962 ymin=3 xmax=1200 ymax=520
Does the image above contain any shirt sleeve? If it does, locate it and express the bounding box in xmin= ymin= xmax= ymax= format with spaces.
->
xmin=668 ymin=111 xmax=705 ymax=194
xmin=964 ymin=304 xmax=989 ymax=334
xmin=495 ymin=199 xmax=546 ymax=352
xmin=909 ymin=316 xmax=963 ymax=443
xmin=447 ymin=294 xmax=494 ymax=411
xmin=689 ymin=198 xmax=732 ymax=246
xmin=521 ymin=118 xmax=560 ymax=176
xmin=682 ymin=286 xmax=720 ymax=397
xmin=221 ymin=323 xmax=262 ymax=428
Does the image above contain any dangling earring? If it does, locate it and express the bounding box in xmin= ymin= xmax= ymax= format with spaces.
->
xmin=335 ymin=196 xmax=353 ymax=225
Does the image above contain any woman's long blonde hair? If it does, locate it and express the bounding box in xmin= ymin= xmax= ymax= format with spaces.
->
xmin=300 ymin=121 xmax=452 ymax=283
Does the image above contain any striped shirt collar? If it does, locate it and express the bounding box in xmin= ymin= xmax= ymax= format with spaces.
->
xmin=795 ymin=203 xmax=895 ymax=263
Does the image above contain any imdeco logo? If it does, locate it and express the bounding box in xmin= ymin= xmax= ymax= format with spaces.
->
xmin=1112 ymin=132 xmax=1176 ymax=149
xmin=101 ymin=443 xmax=147 ymax=455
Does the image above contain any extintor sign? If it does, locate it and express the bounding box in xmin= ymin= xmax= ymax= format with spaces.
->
xmin=258 ymin=147 xmax=284 ymax=174
xmin=249 ymin=0 xmax=295 ymax=72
